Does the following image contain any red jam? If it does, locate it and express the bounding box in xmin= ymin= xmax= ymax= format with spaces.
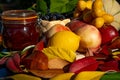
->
xmin=1 ymin=10 xmax=40 ymax=50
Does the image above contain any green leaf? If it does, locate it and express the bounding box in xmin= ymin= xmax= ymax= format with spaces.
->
xmin=36 ymin=0 xmax=48 ymax=15
xmin=50 ymin=0 xmax=78 ymax=13
xmin=27 ymin=4 xmax=36 ymax=11
xmin=100 ymin=72 xmax=120 ymax=80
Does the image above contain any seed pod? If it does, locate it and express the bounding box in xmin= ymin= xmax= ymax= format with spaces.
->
xmin=86 ymin=0 xmax=93 ymax=10
xmin=102 ymin=14 xmax=114 ymax=24
xmin=92 ymin=17 xmax=105 ymax=28
xmin=77 ymin=0 xmax=86 ymax=11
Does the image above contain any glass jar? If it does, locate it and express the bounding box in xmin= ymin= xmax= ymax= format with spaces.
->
xmin=1 ymin=10 xmax=40 ymax=50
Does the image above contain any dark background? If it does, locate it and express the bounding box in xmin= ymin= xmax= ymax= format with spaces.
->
xmin=0 ymin=0 xmax=36 ymax=12
xmin=0 ymin=0 xmax=120 ymax=12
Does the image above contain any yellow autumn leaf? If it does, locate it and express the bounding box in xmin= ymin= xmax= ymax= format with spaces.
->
xmin=9 ymin=74 xmax=41 ymax=80
xmin=50 ymin=72 xmax=75 ymax=80
xmin=42 ymin=47 xmax=76 ymax=62
xmin=74 ymin=71 xmax=106 ymax=80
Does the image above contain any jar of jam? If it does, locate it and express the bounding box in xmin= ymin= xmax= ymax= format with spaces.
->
xmin=1 ymin=10 xmax=40 ymax=50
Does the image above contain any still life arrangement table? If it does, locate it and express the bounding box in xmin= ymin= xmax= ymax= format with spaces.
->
xmin=0 ymin=0 xmax=120 ymax=80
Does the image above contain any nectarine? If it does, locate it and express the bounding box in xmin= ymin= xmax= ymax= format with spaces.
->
xmin=74 ymin=24 xmax=101 ymax=52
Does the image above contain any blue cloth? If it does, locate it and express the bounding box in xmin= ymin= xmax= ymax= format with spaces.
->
xmin=0 ymin=68 xmax=9 ymax=77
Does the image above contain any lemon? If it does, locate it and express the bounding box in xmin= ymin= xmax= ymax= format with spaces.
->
xmin=47 ymin=31 xmax=80 ymax=52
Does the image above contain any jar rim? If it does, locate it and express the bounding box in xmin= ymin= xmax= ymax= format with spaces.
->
xmin=1 ymin=10 xmax=38 ymax=20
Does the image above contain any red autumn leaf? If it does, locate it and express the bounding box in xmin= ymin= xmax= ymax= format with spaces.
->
xmin=21 ymin=57 xmax=32 ymax=69
xmin=30 ymin=50 xmax=48 ymax=70
xmin=108 ymin=37 xmax=120 ymax=49
xmin=0 ymin=57 xmax=8 ymax=65
xmin=20 ymin=48 xmax=34 ymax=69
xmin=69 ymin=57 xmax=99 ymax=74
xmin=99 ymin=60 xmax=119 ymax=71
xmin=21 ymin=38 xmax=45 ymax=69
xmin=34 ymin=39 xmax=45 ymax=51
xmin=99 ymin=45 xmax=111 ymax=56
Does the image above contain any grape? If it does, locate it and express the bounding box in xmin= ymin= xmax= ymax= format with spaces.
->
xmin=40 ymin=13 xmax=66 ymax=21
xmin=62 ymin=11 xmax=74 ymax=19
xmin=56 ymin=14 xmax=65 ymax=20
xmin=41 ymin=15 xmax=50 ymax=20
xmin=40 ymin=12 xmax=74 ymax=21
